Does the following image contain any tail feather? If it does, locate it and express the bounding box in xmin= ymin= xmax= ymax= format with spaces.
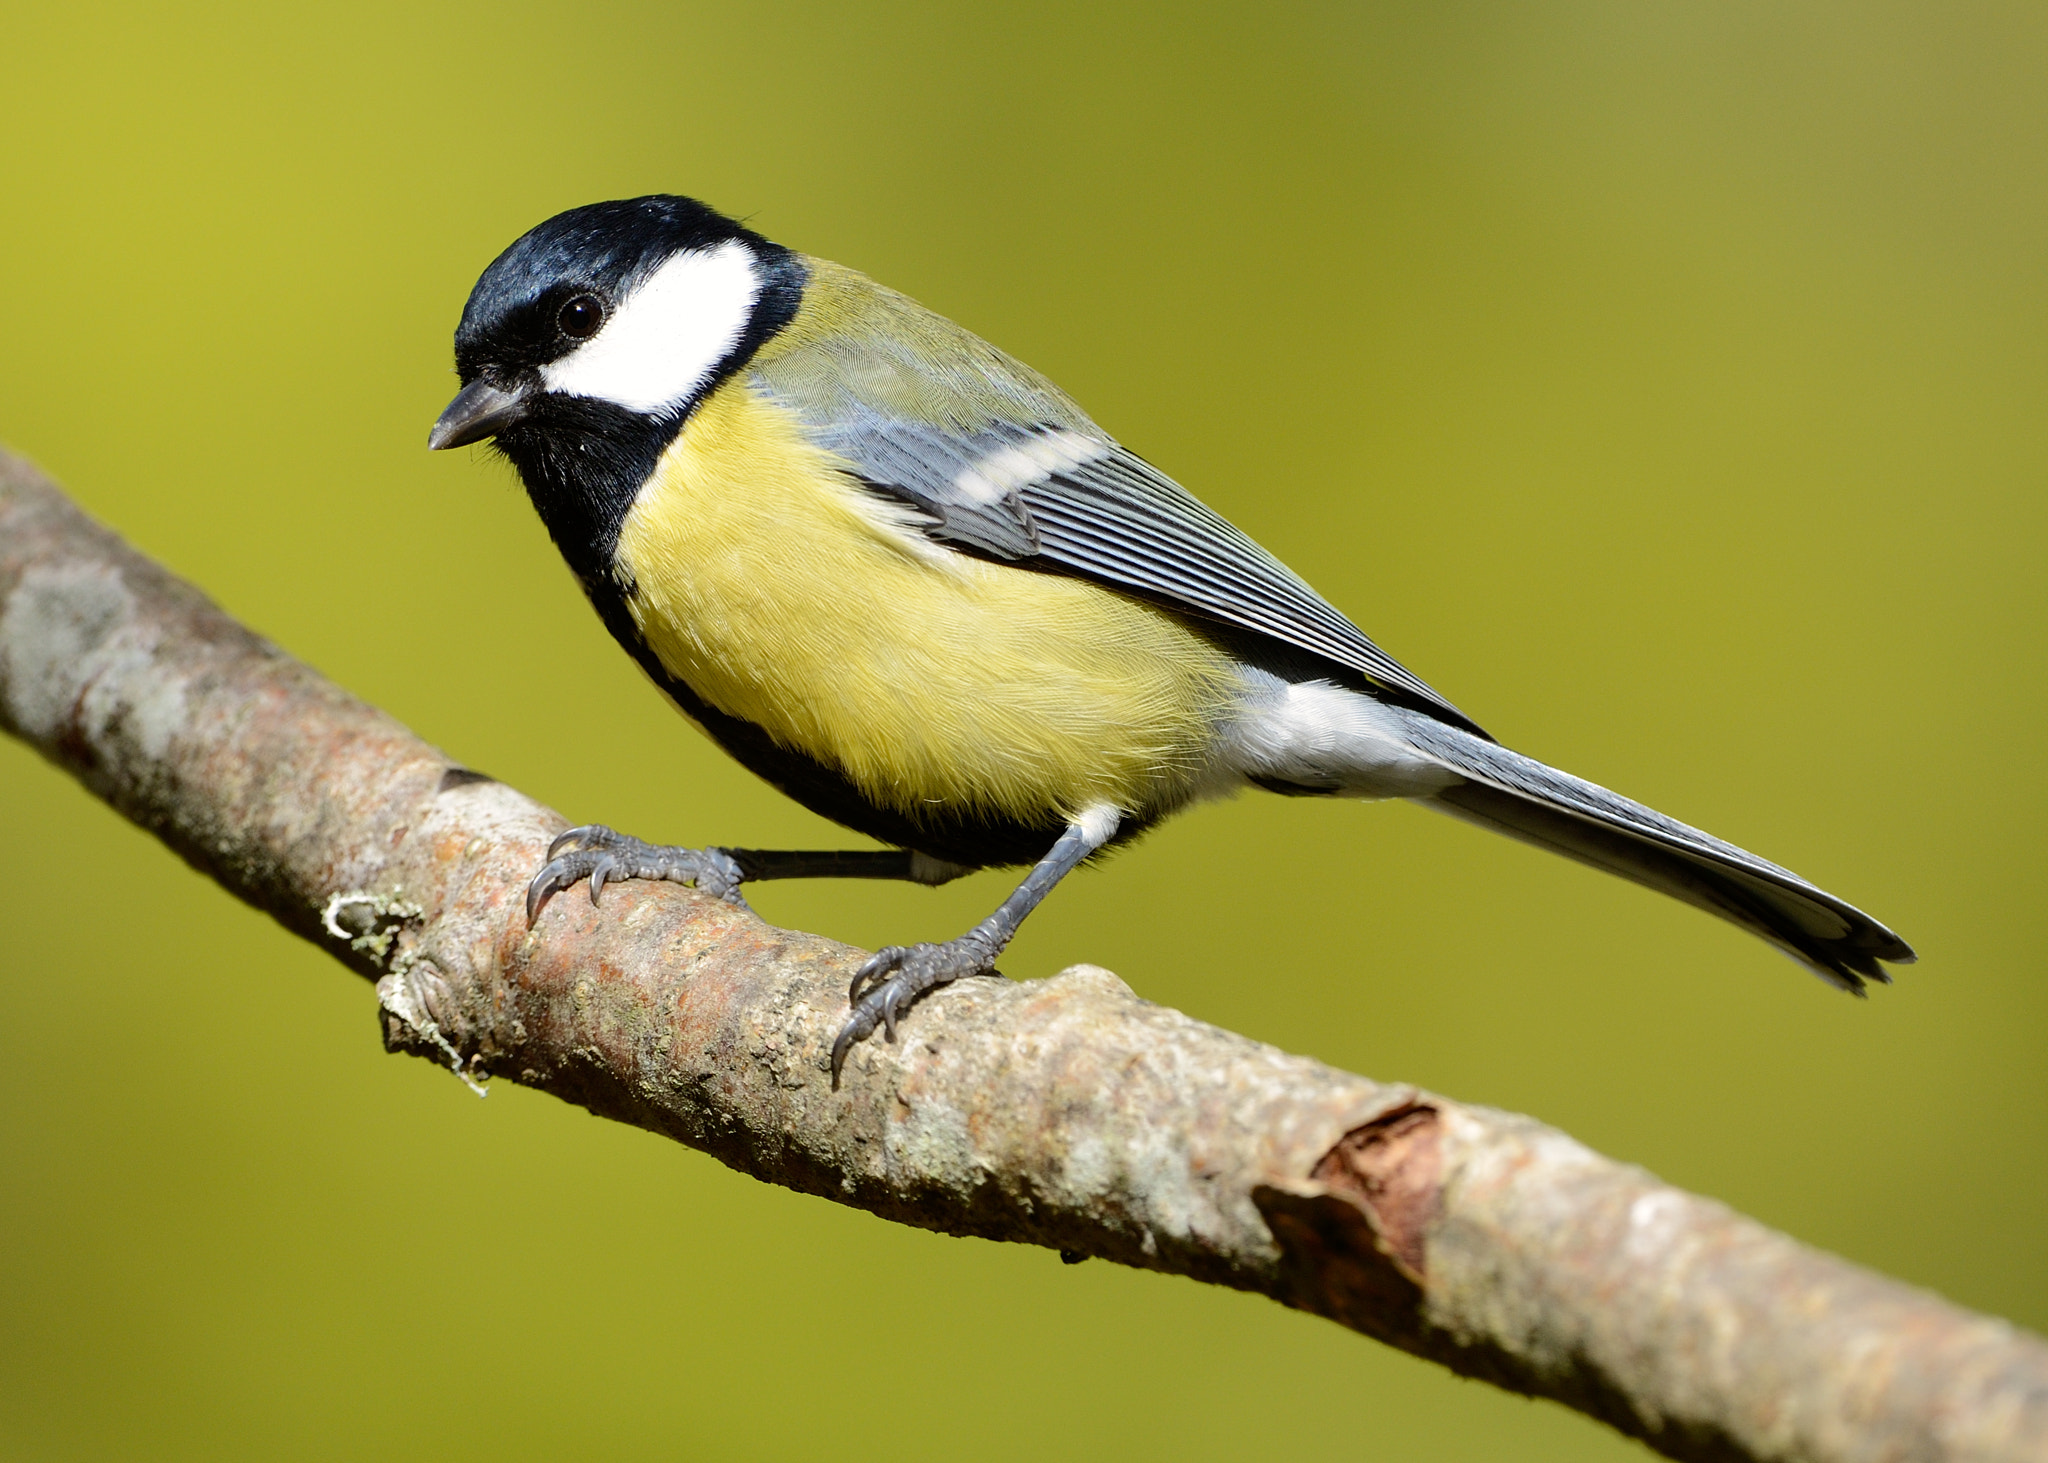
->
xmin=1388 ymin=708 xmax=1915 ymax=990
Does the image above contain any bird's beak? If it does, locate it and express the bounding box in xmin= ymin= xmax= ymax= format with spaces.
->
xmin=428 ymin=378 xmax=531 ymax=450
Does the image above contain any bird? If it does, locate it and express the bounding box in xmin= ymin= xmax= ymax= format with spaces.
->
xmin=429 ymin=194 xmax=1913 ymax=1082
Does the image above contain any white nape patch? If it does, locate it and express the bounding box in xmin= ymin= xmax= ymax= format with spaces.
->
xmin=1219 ymin=672 xmax=1461 ymax=800
xmin=953 ymin=428 xmax=1106 ymax=506
xmin=540 ymin=240 xmax=760 ymax=413
xmin=1074 ymin=803 xmax=1123 ymax=847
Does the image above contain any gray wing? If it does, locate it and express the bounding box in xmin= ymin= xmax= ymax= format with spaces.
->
xmin=1019 ymin=446 xmax=1478 ymax=730
xmin=747 ymin=265 xmax=1480 ymax=733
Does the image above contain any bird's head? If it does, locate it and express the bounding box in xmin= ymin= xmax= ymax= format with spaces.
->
xmin=429 ymin=195 xmax=803 ymax=453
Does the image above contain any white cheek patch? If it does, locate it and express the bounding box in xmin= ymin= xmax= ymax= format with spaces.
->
xmin=540 ymin=239 xmax=761 ymax=413
xmin=953 ymin=428 xmax=1107 ymax=506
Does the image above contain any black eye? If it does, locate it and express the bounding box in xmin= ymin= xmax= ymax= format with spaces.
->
xmin=557 ymin=294 xmax=604 ymax=339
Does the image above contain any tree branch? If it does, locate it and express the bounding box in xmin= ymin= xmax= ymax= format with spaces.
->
xmin=1 ymin=448 xmax=2040 ymax=1463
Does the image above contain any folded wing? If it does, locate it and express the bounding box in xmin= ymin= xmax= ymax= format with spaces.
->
xmin=749 ymin=271 xmax=1481 ymax=734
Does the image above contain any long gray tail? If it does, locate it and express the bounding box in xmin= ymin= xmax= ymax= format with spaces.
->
xmin=1389 ymin=707 xmax=1915 ymax=990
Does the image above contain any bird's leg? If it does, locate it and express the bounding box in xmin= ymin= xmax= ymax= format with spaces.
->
xmin=725 ymin=847 xmax=974 ymax=886
xmin=526 ymin=826 xmax=971 ymax=924
xmin=831 ymin=807 xmax=1121 ymax=1084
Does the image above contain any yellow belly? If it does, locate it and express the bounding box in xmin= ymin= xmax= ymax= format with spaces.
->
xmin=611 ymin=380 xmax=1241 ymax=828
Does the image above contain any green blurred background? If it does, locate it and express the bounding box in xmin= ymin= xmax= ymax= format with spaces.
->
xmin=2 ymin=2 xmax=2041 ymax=1458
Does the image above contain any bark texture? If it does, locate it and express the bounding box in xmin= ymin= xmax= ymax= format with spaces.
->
xmin=2 ymin=448 xmax=2042 ymax=1463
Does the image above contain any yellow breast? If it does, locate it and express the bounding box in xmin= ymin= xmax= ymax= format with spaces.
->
xmin=611 ymin=380 xmax=1241 ymax=829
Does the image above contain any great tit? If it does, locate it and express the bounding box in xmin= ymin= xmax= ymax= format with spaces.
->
xmin=430 ymin=194 xmax=1913 ymax=1080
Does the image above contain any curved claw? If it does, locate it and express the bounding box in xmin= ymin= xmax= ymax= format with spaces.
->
xmin=547 ymin=824 xmax=605 ymax=861
xmin=849 ymin=946 xmax=906 ymax=1004
xmin=525 ymin=858 xmax=585 ymax=924
xmin=829 ymin=1013 xmax=875 ymax=1086
xmin=829 ymin=936 xmax=1002 ymax=1087
xmin=828 ymin=972 xmax=924 ymax=1086
xmin=530 ymin=826 xmax=619 ymax=922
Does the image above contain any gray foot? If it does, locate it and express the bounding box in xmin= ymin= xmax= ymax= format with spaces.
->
xmin=526 ymin=824 xmax=749 ymax=923
xmin=831 ymin=933 xmax=1000 ymax=1085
